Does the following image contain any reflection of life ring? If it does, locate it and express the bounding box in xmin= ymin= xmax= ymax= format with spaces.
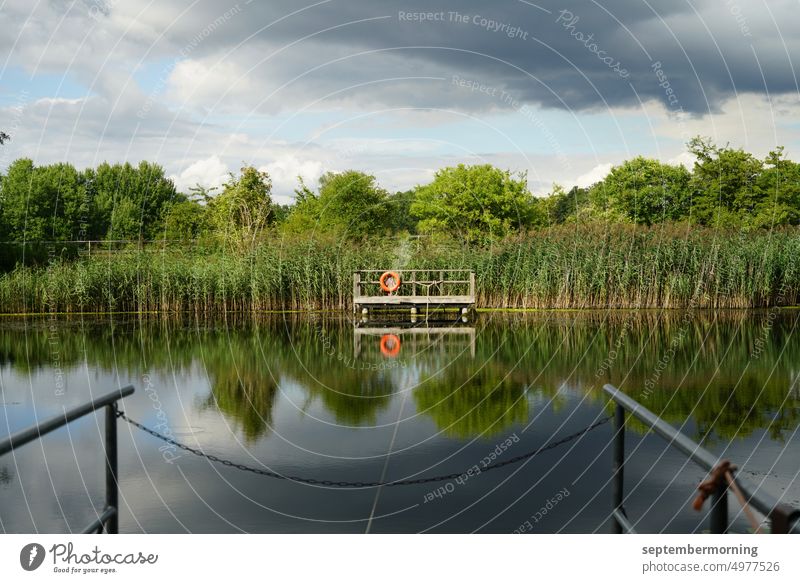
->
xmin=380 ymin=334 xmax=401 ymax=358
xmin=379 ymin=271 xmax=401 ymax=293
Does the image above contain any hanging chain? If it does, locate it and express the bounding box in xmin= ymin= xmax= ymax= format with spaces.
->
xmin=117 ymin=409 xmax=611 ymax=488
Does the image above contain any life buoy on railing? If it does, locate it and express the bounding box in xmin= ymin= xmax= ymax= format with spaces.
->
xmin=379 ymin=271 xmax=401 ymax=293
xmin=380 ymin=334 xmax=401 ymax=358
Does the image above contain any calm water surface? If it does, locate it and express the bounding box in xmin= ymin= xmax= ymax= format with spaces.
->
xmin=1 ymin=311 xmax=799 ymax=533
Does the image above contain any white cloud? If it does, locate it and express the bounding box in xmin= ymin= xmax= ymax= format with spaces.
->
xmin=259 ymin=156 xmax=324 ymax=204
xmin=166 ymin=58 xmax=253 ymax=112
xmin=667 ymin=151 xmax=695 ymax=168
xmin=645 ymin=93 xmax=800 ymax=160
xmin=168 ymin=154 xmax=327 ymax=205
xmin=573 ymin=163 xmax=613 ymax=188
xmin=170 ymin=155 xmax=229 ymax=192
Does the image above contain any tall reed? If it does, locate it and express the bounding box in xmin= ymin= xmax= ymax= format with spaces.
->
xmin=1 ymin=224 xmax=798 ymax=313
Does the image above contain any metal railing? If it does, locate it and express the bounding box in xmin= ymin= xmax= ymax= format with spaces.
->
xmin=0 ymin=386 xmax=135 ymax=534
xmin=604 ymin=384 xmax=800 ymax=534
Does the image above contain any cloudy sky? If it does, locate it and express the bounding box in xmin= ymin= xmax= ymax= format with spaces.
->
xmin=1 ymin=0 xmax=798 ymax=202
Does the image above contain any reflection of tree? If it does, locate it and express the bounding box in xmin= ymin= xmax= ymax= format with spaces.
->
xmin=1 ymin=310 xmax=799 ymax=442
xmin=466 ymin=311 xmax=800 ymax=441
xmin=619 ymin=373 xmax=800 ymax=444
xmin=274 ymin=320 xmax=395 ymax=424
xmin=199 ymin=337 xmax=279 ymax=443
xmin=414 ymin=365 xmax=529 ymax=438
xmin=604 ymin=313 xmax=800 ymax=442
xmin=194 ymin=318 xmax=396 ymax=437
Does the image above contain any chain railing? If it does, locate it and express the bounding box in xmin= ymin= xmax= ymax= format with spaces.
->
xmin=117 ymin=409 xmax=611 ymax=488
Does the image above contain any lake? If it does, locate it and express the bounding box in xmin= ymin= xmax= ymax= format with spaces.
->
xmin=1 ymin=310 xmax=799 ymax=533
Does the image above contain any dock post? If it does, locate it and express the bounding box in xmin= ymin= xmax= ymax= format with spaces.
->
xmin=469 ymin=271 xmax=475 ymax=304
xmin=612 ymin=403 xmax=625 ymax=533
xmin=353 ymin=273 xmax=360 ymax=307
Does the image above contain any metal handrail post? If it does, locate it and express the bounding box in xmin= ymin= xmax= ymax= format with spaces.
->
xmin=612 ymin=404 xmax=626 ymax=533
xmin=709 ymin=483 xmax=729 ymax=534
xmin=105 ymin=402 xmax=119 ymax=534
xmin=0 ymin=386 xmax=133 ymax=534
xmin=603 ymin=384 xmax=800 ymax=535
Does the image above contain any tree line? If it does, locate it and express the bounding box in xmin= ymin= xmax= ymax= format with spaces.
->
xmin=1 ymin=137 xmax=799 ymax=257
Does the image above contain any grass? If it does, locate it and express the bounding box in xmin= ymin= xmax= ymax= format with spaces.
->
xmin=1 ymin=223 xmax=798 ymax=313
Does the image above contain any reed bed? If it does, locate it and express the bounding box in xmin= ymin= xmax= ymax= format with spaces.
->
xmin=1 ymin=224 xmax=798 ymax=313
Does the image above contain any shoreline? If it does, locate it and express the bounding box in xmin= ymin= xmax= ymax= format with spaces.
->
xmin=1 ymin=306 xmax=798 ymax=319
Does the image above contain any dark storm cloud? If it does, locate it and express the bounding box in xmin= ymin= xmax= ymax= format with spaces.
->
xmin=151 ymin=0 xmax=799 ymax=115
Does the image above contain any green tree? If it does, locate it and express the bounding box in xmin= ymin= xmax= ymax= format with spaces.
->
xmin=539 ymin=184 xmax=590 ymax=225
xmin=751 ymin=147 xmax=800 ymax=228
xmin=188 ymin=183 xmax=218 ymax=203
xmin=206 ymin=165 xmax=274 ymax=250
xmin=272 ymin=203 xmax=292 ymax=225
xmin=411 ymin=164 xmax=536 ymax=241
xmin=162 ymin=197 xmax=206 ymax=240
xmin=591 ymin=157 xmax=691 ymax=225
xmin=0 ymin=159 xmax=37 ymax=241
xmin=282 ymin=170 xmax=392 ymax=240
xmin=280 ymin=177 xmax=321 ymax=236
xmin=316 ymin=170 xmax=391 ymax=238
xmin=39 ymin=162 xmax=87 ymax=240
xmin=109 ymin=197 xmax=141 ymax=241
xmin=0 ymin=159 xmax=87 ymax=241
xmin=92 ymin=161 xmax=177 ymax=240
xmin=387 ymin=190 xmax=418 ymax=234
xmin=688 ymin=137 xmax=764 ymax=228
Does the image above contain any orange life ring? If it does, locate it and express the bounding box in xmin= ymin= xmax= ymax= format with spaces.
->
xmin=379 ymin=271 xmax=401 ymax=293
xmin=380 ymin=334 xmax=401 ymax=358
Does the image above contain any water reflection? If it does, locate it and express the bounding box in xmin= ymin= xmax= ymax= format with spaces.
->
xmin=354 ymin=320 xmax=476 ymax=360
xmin=1 ymin=311 xmax=798 ymax=443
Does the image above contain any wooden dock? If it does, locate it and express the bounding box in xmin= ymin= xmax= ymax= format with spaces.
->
xmin=353 ymin=269 xmax=476 ymax=314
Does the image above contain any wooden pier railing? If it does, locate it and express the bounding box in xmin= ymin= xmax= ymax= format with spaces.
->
xmin=353 ymin=269 xmax=475 ymax=313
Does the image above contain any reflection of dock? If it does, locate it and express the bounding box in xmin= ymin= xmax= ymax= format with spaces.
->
xmin=354 ymin=324 xmax=476 ymax=359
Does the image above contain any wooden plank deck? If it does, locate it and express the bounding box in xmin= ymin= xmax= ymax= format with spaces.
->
xmin=356 ymin=295 xmax=474 ymax=305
